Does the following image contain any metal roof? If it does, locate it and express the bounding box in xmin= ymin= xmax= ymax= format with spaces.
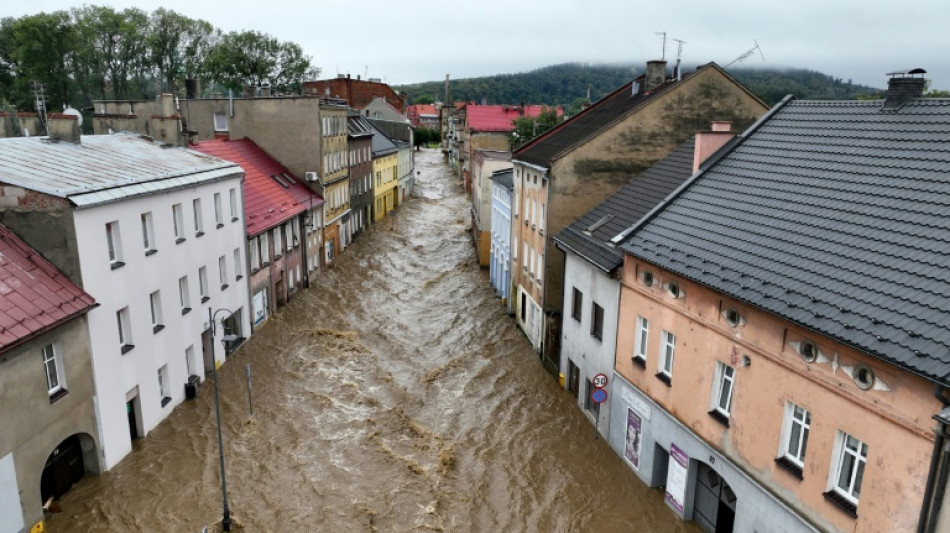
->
xmin=0 ymin=133 xmax=242 ymax=208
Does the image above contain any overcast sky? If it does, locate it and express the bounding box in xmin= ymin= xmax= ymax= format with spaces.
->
xmin=3 ymin=0 xmax=948 ymax=91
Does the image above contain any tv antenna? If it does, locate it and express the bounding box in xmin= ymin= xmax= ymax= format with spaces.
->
xmin=655 ymin=31 xmax=667 ymax=60
xmin=725 ymin=40 xmax=765 ymax=68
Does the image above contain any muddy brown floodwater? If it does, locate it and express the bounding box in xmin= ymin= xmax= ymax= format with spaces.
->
xmin=46 ymin=149 xmax=697 ymax=533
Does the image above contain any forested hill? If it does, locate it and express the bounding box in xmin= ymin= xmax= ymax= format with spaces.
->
xmin=395 ymin=63 xmax=882 ymax=112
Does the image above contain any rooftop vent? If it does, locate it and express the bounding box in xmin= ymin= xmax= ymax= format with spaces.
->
xmin=883 ymin=68 xmax=926 ymax=111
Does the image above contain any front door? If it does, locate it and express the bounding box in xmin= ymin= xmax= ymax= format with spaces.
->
xmin=693 ymin=462 xmax=736 ymax=533
xmin=568 ymin=360 xmax=580 ymax=398
xmin=126 ymin=399 xmax=139 ymax=440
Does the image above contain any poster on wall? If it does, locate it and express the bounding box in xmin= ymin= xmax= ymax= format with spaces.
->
xmin=665 ymin=443 xmax=689 ymax=515
xmin=253 ymin=289 xmax=267 ymax=325
xmin=624 ymin=408 xmax=642 ymax=469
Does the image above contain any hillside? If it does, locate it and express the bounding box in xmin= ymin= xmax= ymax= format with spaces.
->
xmin=396 ymin=63 xmax=883 ymax=112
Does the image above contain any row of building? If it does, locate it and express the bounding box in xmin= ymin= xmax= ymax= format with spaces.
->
xmin=0 ymin=76 xmax=420 ymax=533
xmin=454 ymin=61 xmax=950 ymax=532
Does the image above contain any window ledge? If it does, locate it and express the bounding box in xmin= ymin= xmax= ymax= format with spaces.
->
xmin=571 ymin=314 xmax=581 ymax=322
xmin=110 ymin=261 xmax=125 ymax=270
xmin=195 ymin=231 xmax=205 ymax=238
xmin=153 ymin=324 xmax=165 ymax=334
xmin=176 ymin=237 xmax=186 ymax=244
xmin=181 ymin=307 xmax=192 ymax=315
xmin=632 ymin=356 xmax=646 ymax=369
xmin=823 ymin=491 xmax=858 ymax=518
xmin=120 ymin=343 xmax=135 ymax=354
xmin=232 ymin=217 xmax=239 ymax=222
xmin=236 ymin=275 xmax=243 ymax=281
xmin=161 ymin=396 xmax=171 ymax=407
xmin=201 ymin=296 xmax=210 ymax=303
xmin=216 ymin=223 xmax=224 ymax=229
xmin=274 ymin=253 xmax=282 ymax=260
xmin=655 ymin=373 xmax=672 ymax=386
xmin=775 ymin=457 xmax=804 ymax=480
xmin=262 ymin=261 xmax=270 ymax=267
xmin=49 ymin=388 xmax=69 ymax=404
xmin=708 ymin=409 xmax=730 ymax=427
xmin=221 ymin=284 xmax=229 ymax=290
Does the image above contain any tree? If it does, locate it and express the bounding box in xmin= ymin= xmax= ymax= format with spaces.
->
xmin=510 ymin=106 xmax=559 ymax=148
xmin=148 ymin=8 xmax=215 ymax=93
xmin=414 ymin=94 xmax=434 ymax=104
xmin=205 ymin=30 xmax=314 ymax=94
xmin=9 ymin=11 xmax=78 ymax=110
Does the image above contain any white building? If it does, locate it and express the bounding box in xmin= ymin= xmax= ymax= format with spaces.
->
xmin=0 ymin=128 xmax=251 ymax=470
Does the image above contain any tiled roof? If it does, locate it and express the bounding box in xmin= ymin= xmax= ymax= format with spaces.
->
xmin=555 ymin=139 xmax=695 ymax=273
xmin=191 ymin=139 xmax=322 ymax=236
xmin=466 ymin=105 xmax=561 ymax=132
xmin=619 ymin=97 xmax=950 ymax=384
xmin=367 ymin=121 xmax=399 ymax=156
xmin=490 ymin=169 xmax=514 ymax=190
xmin=0 ymin=133 xmax=240 ymax=208
xmin=348 ymin=114 xmax=374 ymax=138
xmin=0 ymin=224 xmax=95 ymax=352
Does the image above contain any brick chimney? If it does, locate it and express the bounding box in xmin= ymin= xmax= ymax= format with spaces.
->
xmin=693 ymin=121 xmax=733 ymax=173
xmin=883 ymin=68 xmax=926 ymax=111
xmin=47 ymin=114 xmax=81 ymax=143
xmin=644 ymin=60 xmax=668 ymax=91
xmin=160 ymin=93 xmax=175 ymax=117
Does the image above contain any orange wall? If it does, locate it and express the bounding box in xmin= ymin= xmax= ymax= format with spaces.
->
xmin=615 ymin=255 xmax=940 ymax=532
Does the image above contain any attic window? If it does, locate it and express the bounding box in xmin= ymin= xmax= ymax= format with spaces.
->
xmin=272 ymin=175 xmax=290 ymax=188
xmin=641 ymin=270 xmax=655 ymax=287
xmin=799 ymin=340 xmax=818 ymax=363
xmin=724 ymin=309 xmax=742 ymax=327
xmin=585 ymin=215 xmax=614 ymax=234
xmin=853 ymin=364 xmax=875 ymax=390
xmin=665 ymin=282 xmax=684 ymax=299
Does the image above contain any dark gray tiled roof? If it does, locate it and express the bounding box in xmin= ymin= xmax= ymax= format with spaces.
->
xmin=554 ymin=139 xmax=695 ymax=273
xmin=490 ymin=169 xmax=514 ymax=190
xmin=620 ymin=97 xmax=950 ymax=384
xmin=367 ymin=120 xmax=398 ymax=156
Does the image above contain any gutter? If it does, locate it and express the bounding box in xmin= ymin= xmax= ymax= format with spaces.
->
xmin=920 ymin=387 xmax=950 ymax=532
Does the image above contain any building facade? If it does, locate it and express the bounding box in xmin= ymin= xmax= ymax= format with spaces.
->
xmin=470 ymin=150 xmax=512 ymax=267
xmin=303 ymin=76 xmax=405 ymax=112
xmin=489 ymin=169 xmax=514 ymax=308
xmin=348 ymin=113 xmax=375 ymax=239
xmin=319 ymin=103 xmax=351 ymax=264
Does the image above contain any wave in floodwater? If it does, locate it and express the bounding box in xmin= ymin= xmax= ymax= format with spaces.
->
xmin=45 ymin=149 xmax=696 ymax=533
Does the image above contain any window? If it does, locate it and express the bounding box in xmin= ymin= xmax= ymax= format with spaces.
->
xmin=709 ymin=361 xmax=736 ymax=425
xmin=193 ymin=198 xmax=204 ymax=237
xmin=800 ymin=340 xmax=819 ymax=362
xmin=213 ymin=112 xmax=228 ymax=132
xmin=658 ymin=330 xmax=675 ymax=383
xmin=158 ymin=365 xmax=170 ymax=407
xmin=826 ymin=431 xmax=868 ymax=516
xmin=291 ymin=220 xmax=299 ymax=248
xmin=261 ymin=232 xmax=270 ymax=265
xmin=43 ymin=343 xmax=66 ymax=399
xmin=229 ymin=188 xmax=239 ymax=221
xmin=633 ymin=316 xmax=649 ymax=365
xmin=106 ymin=221 xmax=124 ymax=268
xmin=149 ymin=291 xmax=164 ymax=333
xmin=571 ymin=287 xmax=583 ymax=322
xmin=584 ymin=378 xmax=600 ymax=417
xmin=641 ymin=270 xmax=655 ymax=286
xmin=141 ymin=212 xmax=157 ymax=255
xmin=179 ymin=276 xmax=191 ymax=314
xmin=273 ymin=227 xmax=283 ymax=257
xmin=234 ymin=248 xmax=243 ymax=280
xmin=853 ymin=364 xmax=875 ymax=390
xmin=285 ymin=224 xmax=292 ymax=252
xmin=117 ymin=307 xmax=134 ymax=353
xmin=214 ymin=193 xmax=224 ymax=227
xmin=199 ymin=266 xmax=209 ymax=302
xmin=219 ymin=256 xmax=228 ymax=290
xmin=777 ymin=402 xmax=811 ymax=478
xmin=172 ymin=203 xmax=185 ymax=243
xmin=590 ymin=302 xmax=604 ymax=340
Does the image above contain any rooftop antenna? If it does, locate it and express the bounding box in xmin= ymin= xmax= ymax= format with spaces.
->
xmin=725 ymin=40 xmax=765 ymax=68
xmin=655 ymin=31 xmax=667 ymax=60
xmin=672 ymin=38 xmax=686 ymax=80
xmin=31 ymin=80 xmax=48 ymax=135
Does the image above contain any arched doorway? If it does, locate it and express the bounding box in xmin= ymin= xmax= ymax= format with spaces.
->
xmin=40 ymin=434 xmax=98 ymax=505
xmin=693 ymin=462 xmax=736 ymax=533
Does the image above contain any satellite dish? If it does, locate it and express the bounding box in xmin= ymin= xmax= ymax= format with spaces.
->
xmin=63 ymin=107 xmax=83 ymax=127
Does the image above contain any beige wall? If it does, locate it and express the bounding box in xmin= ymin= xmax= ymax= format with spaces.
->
xmin=615 ymin=255 xmax=939 ymax=532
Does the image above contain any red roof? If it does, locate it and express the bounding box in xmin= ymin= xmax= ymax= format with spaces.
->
xmin=0 ymin=224 xmax=95 ymax=351
xmin=466 ymin=105 xmax=563 ymax=132
xmin=191 ymin=139 xmax=323 ymax=236
xmin=406 ymin=104 xmax=438 ymax=127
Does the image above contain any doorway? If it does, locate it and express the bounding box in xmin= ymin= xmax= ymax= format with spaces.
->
xmin=40 ymin=435 xmax=86 ymax=503
xmin=693 ymin=462 xmax=737 ymax=533
xmin=567 ymin=360 xmax=580 ymax=399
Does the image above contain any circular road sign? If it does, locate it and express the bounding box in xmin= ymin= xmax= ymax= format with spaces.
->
xmin=591 ymin=388 xmax=608 ymax=404
xmin=592 ymin=373 xmax=608 ymax=389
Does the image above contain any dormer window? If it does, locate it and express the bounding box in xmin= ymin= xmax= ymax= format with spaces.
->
xmin=853 ymin=364 xmax=875 ymax=390
xmin=641 ymin=270 xmax=655 ymax=287
xmin=723 ymin=308 xmax=743 ymax=327
xmin=799 ymin=340 xmax=818 ymax=362
xmin=665 ymin=281 xmax=684 ymax=299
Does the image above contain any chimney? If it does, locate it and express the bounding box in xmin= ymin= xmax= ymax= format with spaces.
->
xmin=185 ymin=79 xmax=200 ymax=99
xmin=160 ymin=93 xmax=175 ymax=116
xmin=644 ymin=60 xmax=668 ymax=91
xmin=260 ymin=84 xmax=271 ymax=97
xmin=883 ymin=68 xmax=927 ymax=111
xmin=47 ymin=114 xmax=81 ymax=144
xmin=692 ymin=121 xmax=733 ymax=173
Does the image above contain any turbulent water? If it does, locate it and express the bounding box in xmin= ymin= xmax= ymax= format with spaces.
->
xmin=46 ymin=149 xmax=695 ymax=532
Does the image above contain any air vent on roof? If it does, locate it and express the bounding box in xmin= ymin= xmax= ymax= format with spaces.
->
xmin=584 ymin=214 xmax=614 ymax=235
xmin=272 ymin=175 xmax=290 ymax=188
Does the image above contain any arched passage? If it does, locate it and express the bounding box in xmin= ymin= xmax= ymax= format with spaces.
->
xmin=40 ymin=433 xmax=99 ymax=505
xmin=693 ymin=462 xmax=736 ymax=533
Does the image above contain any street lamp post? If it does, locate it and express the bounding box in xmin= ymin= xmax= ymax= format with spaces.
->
xmin=209 ymin=308 xmax=239 ymax=532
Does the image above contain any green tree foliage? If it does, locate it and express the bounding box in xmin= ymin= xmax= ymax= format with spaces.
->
xmin=205 ymin=30 xmax=313 ymax=94
xmin=413 ymin=126 xmax=440 ymax=147
xmin=510 ymin=106 xmax=560 ymax=148
xmin=413 ymin=94 xmax=435 ymax=104
xmin=148 ymin=8 xmax=216 ymax=93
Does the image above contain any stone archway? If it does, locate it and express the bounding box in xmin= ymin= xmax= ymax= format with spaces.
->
xmin=40 ymin=433 xmax=99 ymax=506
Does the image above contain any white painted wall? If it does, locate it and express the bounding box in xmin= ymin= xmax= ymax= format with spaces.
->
xmin=74 ymin=176 xmax=250 ymax=469
xmin=559 ymin=251 xmax=620 ymax=439
xmin=0 ymin=453 xmax=24 ymax=533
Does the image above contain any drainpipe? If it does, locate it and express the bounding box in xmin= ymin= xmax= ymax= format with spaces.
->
xmin=919 ymin=385 xmax=950 ymax=532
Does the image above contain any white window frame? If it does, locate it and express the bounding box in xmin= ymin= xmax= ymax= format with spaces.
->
xmin=106 ymin=221 xmax=123 ymax=265
xmin=43 ymin=343 xmax=65 ymax=395
xmin=590 ymin=301 xmax=604 ymax=340
xmin=158 ymin=364 xmax=169 ymax=402
xmin=829 ymin=431 xmax=868 ymax=506
xmin=199 ymin=266 xmax=209 ymax=301
xmin=234 ymin=248 xmax=243 ymax=279
xmin=213 ymin=112 xmax=228 ymax=132
xmin=780 ymin=402 xmax=811 ymax=467
xmin=285 ymin=224 xmax=293 ymax=252
xmin=273 ymin=227 xmax=283 ymax=256
xmin=149 ymin=290 xmax=163 ymax=332
xmin=141 ymin=212 xmax=156 ymax=254
xmin=219 ymin=256 xmax=228 ymax=289
xmin=117 ymin=307 xmax=133 ymax=350
xmin=634 ymin=316 xmax=649 ymax=362
xmin=179 ymin=276 xmax=191 ymax=312
xmin=193 ymin=198 xmax=204 ymax=236
xmin=261 ymin=232 xmax=270 ymax=265
xmin=711 ymin=361 xmax=736 ymax=417
xmin=659 ymin=330 xmax=675 ymax=378
xmin=172 ymin=203 xmax=185 ymax=242
xmin=214 ymin=193 xmax=224 ymax=227
xmin=229 ymin=188 xmax=238 ymax=221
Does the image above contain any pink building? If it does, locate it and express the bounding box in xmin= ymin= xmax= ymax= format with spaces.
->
xmin=609 ymin=71 xmax=950 ymax=532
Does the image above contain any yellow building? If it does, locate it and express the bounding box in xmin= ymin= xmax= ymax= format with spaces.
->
xmin=319 ymin=102 xmax=350 ymax=264
xmin=369 ymin=122 xmax=399 ymax=222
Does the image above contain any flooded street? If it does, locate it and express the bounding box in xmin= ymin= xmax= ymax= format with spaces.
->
xmin=46 ymin=149 xmax=694 ymax=532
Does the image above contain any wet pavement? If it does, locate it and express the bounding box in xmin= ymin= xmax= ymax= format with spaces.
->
xmin=45 ymin=148 xmax=696 ymax=532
